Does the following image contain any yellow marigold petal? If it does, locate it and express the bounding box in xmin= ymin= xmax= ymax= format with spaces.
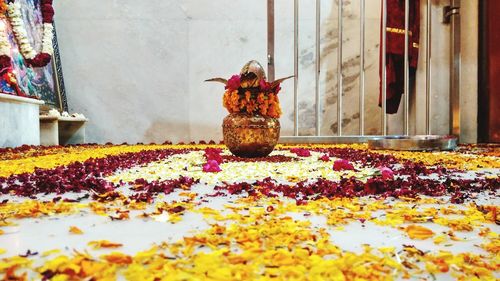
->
xmin=433 ymin=235 xmax=447 ymax=244
xmin=88 ymin=240 xmax=123 ymax=249
xmin=101 ymin=252 xmax=133 ymax=265
xmin=69 ymin=226 xmax=84 ymax=235
xmin=404 ymin=225 xmax=435 ymax=240
xmin=42 ymin=249 xmax=61 ymax=257
xmin=481 ymin=240 xmax=500 ymax=254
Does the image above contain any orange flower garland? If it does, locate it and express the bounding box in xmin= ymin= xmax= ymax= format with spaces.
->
xmin=222 ymin=88 xmax=282 ymax=118
xmin=220 ymin=75 xmax=283 ymax=118
xmin=207 ymin=61 xmax=292 ymax=119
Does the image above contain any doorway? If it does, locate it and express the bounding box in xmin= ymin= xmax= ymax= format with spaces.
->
xmin=479 ymin=0 xmax=500 ymax=143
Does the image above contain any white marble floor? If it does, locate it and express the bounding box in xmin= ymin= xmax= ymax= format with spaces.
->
xmin=1 ymin=181 xmax=498 ymax=280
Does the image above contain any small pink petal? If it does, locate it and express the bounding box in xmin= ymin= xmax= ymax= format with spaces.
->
xmin=203 ymin=160 xmax=221 ymax=173
xmin=379 ymin=167 xmax=394 ymax=180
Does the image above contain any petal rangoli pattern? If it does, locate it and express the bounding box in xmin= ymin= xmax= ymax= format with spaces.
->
xmin=0 ymin=143 xmax=498 ymax=280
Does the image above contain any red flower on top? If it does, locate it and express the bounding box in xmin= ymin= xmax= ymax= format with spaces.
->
xmin=260 ymin=79 xmax=282 ymax=94
xmin=274 ymin=84 xmax=282 ymax=95
xmin=225 ymin=75 xmax=241 ymax=91
xmin=259 ymin=79 xmax=272 ymax=92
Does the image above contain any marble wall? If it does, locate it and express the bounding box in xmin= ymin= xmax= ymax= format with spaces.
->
xmin=53 ymin=0 xmax=478 ymax=144
xmin=0 ymin=94 xmax=43 ymax=147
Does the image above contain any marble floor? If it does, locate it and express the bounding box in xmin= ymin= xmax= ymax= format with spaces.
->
xmin=0 ymin=144 xmax=498 ymax=280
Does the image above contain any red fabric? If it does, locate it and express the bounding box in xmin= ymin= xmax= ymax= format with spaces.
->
xmin=379 ymin=0 xmax=420 ymax=114
xmin=487 ymin=0 xmax=500 ymax=142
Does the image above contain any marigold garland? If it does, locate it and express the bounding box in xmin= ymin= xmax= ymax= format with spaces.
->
xmin=221 ymin=75 xmax=283 ymax=118
xmin=207 ymin=61 xmax=292 ymax=118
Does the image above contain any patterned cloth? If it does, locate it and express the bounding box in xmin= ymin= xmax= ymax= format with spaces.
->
xmin=379 ymin=0 xmax=420 ymax=114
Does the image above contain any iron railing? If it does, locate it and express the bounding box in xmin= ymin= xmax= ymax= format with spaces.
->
xmin=268 ymin=0 xmax=461 ymax=143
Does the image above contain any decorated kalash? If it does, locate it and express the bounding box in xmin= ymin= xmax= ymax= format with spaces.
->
xmin=206 ymin=60 xmax=292 ymax=158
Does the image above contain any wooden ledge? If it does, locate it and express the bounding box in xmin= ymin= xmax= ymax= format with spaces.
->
xmin=58 ymin=116 xmax=88 ymax=122
xmin=40 ymin=116 xmax=59 ymax=121
xmin=40 ymin=115 xmax=88 ymax=122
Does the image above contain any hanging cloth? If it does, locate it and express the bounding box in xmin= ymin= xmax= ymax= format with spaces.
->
xmin=379 ymin=0 xmax=420 ymax=114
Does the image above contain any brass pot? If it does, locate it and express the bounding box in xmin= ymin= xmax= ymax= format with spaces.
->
xmin=222 ymin=113 xmax=280 ymax=158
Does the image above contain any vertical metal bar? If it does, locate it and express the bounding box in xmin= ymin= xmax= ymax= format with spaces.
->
xmin=381 ymin=0 xmax=388 ymax=135
xmin=403 ymin=0 xmax=410 ymax=135
xmin=426 ymin=0 xmax=432 ymax=135
xmin=267 ymin=0 xmax=275 ymax=81
xmin=315 ymin=0 xmax=321 ymax=136
xmin=359 ymin=0 xmax=365 ymax=136
xmin=337 ymin=0 xmax=343 ymax=136
xmin=449 ymin=0 xmax=461 ymax=137
xmin=294 ymin=0 xmax=299 ymax=136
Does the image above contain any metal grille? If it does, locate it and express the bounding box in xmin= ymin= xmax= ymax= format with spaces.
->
xmin=268 ymin=0 xmax=462 ymax=143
